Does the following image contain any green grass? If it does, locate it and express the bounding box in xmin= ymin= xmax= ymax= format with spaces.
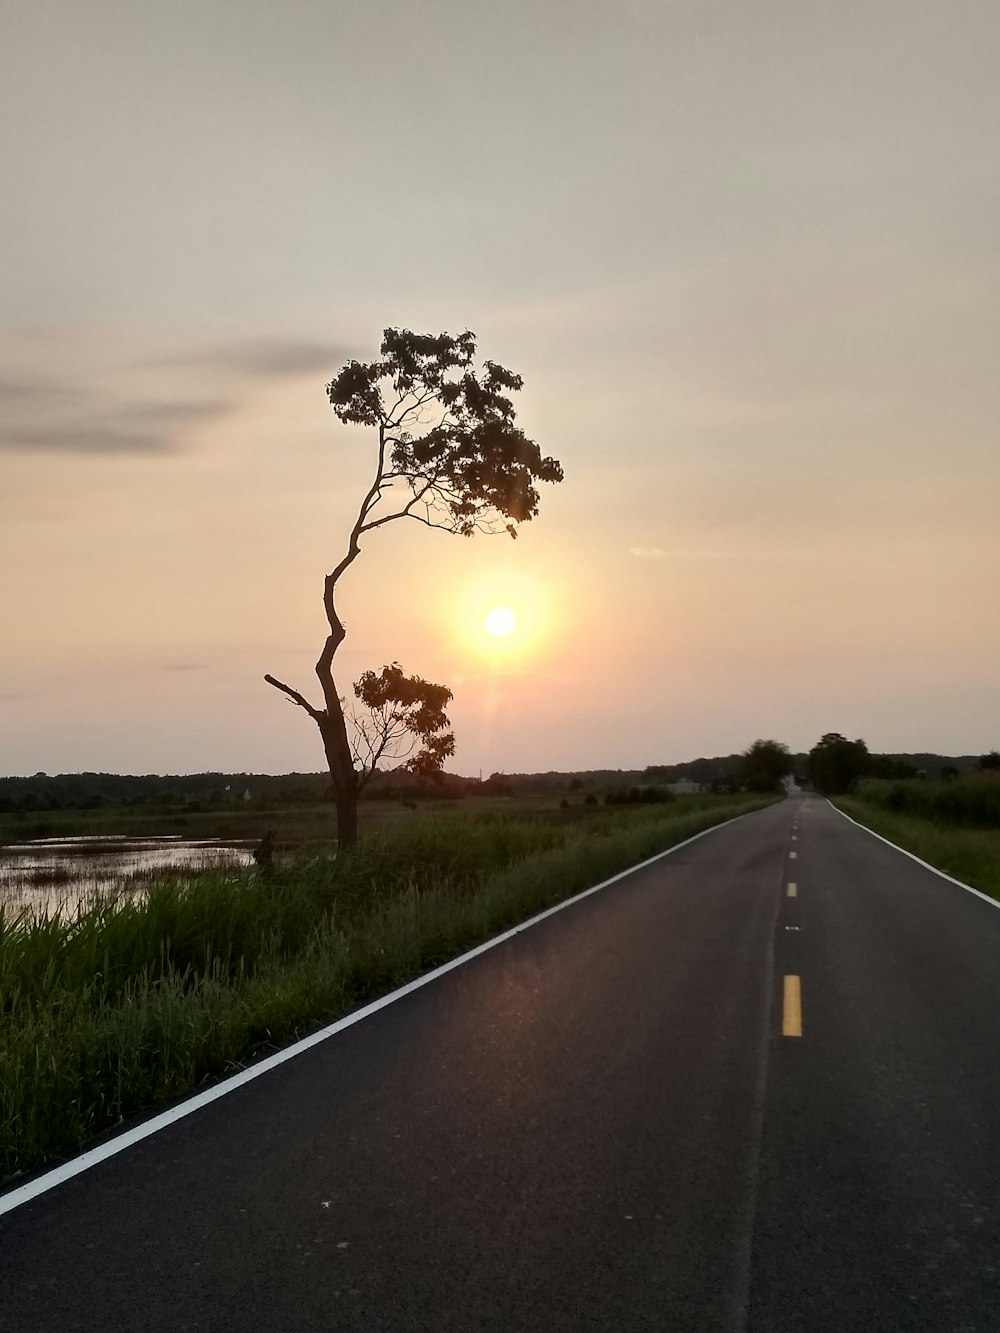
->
xmin=850 ymin=775 xmax=1000 ymax=830
xmin=836 ymin=797 xmax=1000 ymax=901
xmin=0 ymin=795 xmax=775 ymax=1185
xmin=0 ymin=796 xmax=433 ymax=848
xmin=0 ymin=791 xmax=684 ymax=848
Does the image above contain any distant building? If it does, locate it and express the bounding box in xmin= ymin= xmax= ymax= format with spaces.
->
xmin=668 ymin=778 xmax=701 ymax=795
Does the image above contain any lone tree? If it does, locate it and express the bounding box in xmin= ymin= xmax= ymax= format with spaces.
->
xmin=739 ymin=738 xmax=792 ymax=793
xmin=807 ymin=732 xmax=869 ymax=794
xmin=264 ymin=328 xmax=564 ymax=849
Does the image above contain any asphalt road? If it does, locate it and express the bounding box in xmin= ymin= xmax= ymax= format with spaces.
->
xmin=4 ymin=795 xmax=1000 ymax=1331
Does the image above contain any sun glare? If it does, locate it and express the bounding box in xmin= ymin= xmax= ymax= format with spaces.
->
xmin=450 ymin=566 xmax=562 ymax=664
xmin=484 ymin=605 xmax=518 ymax=638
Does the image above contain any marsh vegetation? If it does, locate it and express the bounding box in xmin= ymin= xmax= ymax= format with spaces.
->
xmin=0 ymin=835 xmax=255 ymax=919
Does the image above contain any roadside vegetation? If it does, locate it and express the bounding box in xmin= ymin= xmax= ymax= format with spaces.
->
xmin=837 ymin=774 xmax=1000 ymax=901
xmin=0 ymin=793 xmax=775 ymax=1186
xmin=0 ymin=795 xmax=428 ymax=850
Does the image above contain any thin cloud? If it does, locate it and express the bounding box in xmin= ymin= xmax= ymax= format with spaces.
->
xmin=0 ymin=398 xmax=232 ymax=455
xmin=0 ymin=326 xmax=350 ymax=460
xmin=0 ymin=379 xmax=57 ymax=405
xmin=159 ymin=338 xmax=350 ymax=379
xmin=629 ymin=546 xmax=667 ymax=559
xmin=161 ymin=663 xmax=209 ymax=672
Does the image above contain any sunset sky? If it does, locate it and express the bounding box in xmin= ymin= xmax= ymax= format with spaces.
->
xmin=3 ymin=1 xmax=999 ymax=778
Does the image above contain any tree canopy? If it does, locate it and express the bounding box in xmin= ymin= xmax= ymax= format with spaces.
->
xmin=349 ymin=663 xmax=454 ymax=788
xmin=807 ymin=733 xmax=870 ymax=794
xmin=327 ymin=328 xmax=563 ymax=539
xmin=739 ymin=739 xmax=792 ymax=793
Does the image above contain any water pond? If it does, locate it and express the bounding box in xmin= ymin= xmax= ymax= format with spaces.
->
xmin=0 ymin=834 xmax=257 ymax=921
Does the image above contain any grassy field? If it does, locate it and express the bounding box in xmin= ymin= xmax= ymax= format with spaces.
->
xmin=836 ymin=793 xmax=1000 ymax=901
xmin=0 ymin=791 xmax=699 ymax=849
xmin=1 ymin=793 xmax=776 ymax=1185
xmin=0 ymin=796 xmax=442 ymax=849
xmin=849 ymin=775 xmax=1000 ymax=830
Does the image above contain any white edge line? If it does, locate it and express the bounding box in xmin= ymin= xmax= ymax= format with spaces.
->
xmin=1 ymin=809 xmax=755 ymax=1218
xmin=830 ymin=801 xmax=1000 ymax=911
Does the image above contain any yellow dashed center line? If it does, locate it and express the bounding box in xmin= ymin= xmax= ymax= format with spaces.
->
xmin=783 ymin=976 xmax=802 ymax=1037
xmin=787 ymin=882 xmax=797 ymax=897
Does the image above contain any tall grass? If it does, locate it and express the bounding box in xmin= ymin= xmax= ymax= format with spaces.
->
xmin=853 ymin=775 xmax=1000 ymax=829
xmin=0 ymin=796 xmax=774 ymax=1184
xmin=837 ymin=797 xmax=1000 ymax=902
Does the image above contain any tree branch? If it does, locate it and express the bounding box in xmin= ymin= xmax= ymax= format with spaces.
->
xmin=264 ymin=674 xmax=323 ymax=721
xmin=325 ymin=421 xmax=391 ymax=600
xmin=349 ymin=695 xmax=423 ymax=790
xmin=387 ymin=387 xmax=437 ymax=431
xmin=358 ymin=477 xmax=438 ymax=533
xmin=407 ymin=511 xmax=463 ymax=534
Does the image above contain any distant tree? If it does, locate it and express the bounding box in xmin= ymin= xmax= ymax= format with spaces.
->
xmin=977 ymin=751 xmax=1000 ymax=772
xmin=264 ymin=328 xmax=563 ymax=849
xmin=739 ymin=739 xmax=792 ymax=793
xmin=940 ymin=765 xmax=960 ymax=782
xmin=807 ymin=733 xmax=870 ymax=794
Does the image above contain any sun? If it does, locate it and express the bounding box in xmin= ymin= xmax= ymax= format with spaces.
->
xmin=484 ymin=604 xmax=518 ymax=638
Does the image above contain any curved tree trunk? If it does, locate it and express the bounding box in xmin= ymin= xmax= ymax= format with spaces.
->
xmin=264 ymin=618 xmax=360 ymax=852
xmin=317 ymin=679 xmax=359 ymax=853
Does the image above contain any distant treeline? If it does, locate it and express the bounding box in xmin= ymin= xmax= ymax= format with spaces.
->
xmin=487 ymin=752 xmax=985 ymax=793
xmin=0 ymin=767 xmax=674 ymax=813
xmin=0 ymin=771 xmax=335 ymax=814
xmin=0 ymin=751 xmax=986 ymax=814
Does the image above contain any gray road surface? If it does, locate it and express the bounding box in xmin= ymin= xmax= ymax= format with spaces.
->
xmin=4 ymin=796 xmax=1000 ymax=1331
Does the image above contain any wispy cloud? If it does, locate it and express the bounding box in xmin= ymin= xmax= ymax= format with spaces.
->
xmin=157 ymin=338 xmax=350 ymax=379
xmin=0 ymin=327 xmax=353 ymax=459
xmin=629 ymin=546 xmax=666 ymax=559
xmin=0 ymin=378 xmax=84 ymax=407
xmin=0 ymin=397 xmax=232 ymax=455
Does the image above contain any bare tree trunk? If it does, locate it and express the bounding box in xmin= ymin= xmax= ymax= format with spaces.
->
xmin=318 ymin=695 xmax=360 ymax=853
xmin=266 ymin=541 xmax=366 ymax=853
xmin=264 ymin=651 xmax=360 ymax=851
xmin=333 ymin=785 xmax=358 ymax=852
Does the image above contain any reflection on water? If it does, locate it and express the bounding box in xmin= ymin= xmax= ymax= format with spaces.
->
xmin=0 ymin=834 xmax=256 ymax=920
